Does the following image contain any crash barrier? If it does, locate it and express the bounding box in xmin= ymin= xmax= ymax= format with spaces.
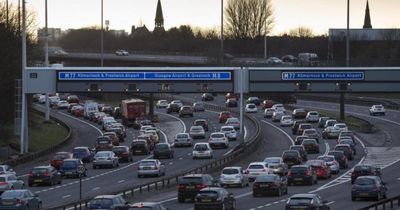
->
xmin=358 ymin=195 xmax=400 ymax=210
xmin=53 ymin=94 xmax=261 ymax=210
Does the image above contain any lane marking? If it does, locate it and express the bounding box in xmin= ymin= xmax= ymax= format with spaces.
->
xmin=92 ymin=187 xmax=100 ymax=191
xmin=156 ymin=112 xmax=186 ymax=133
xmin=326 ymin=201 xmax=336 ymax=205
xmin=62 ymin=195 xmax=71 ymax=199
xmin=117 ymin=180 xmax=125 ymax=184
xmin=323 ymin=142 xmax=330 ymax=156
xmin=262 ymin=120 xmax=294 ymax=145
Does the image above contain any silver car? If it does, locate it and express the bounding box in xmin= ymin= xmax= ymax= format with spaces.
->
xmin=209 ymin=132 xmax=229 ymax=149
xmin=0 ymin=174 xmax=25 ymax=193
xmin=302 ymin=129 xmax=319 ymax=142
xmin=220 ymin=126 xmax=237 ymax=141
xmin=189 ymin=126 xmax=206 ymax=139
xmin=318 ymin=155 xmax=340 ymax=174
xmin=92 ymin=151 xmax=119 ymax=169
xmin=174 ymin=133 xmax=193 ymax=147
xmin=263 ymin=157 xmax=288 ymax=176
xmin=264 ymin=108 xmax=275 ymax=118
xmin=137 ymin=159 xmax=166 ymax=178
xmin=306 ymin=111 xmax=320 ymax=123
xmin=272 ymin=111 xmax=285 ymax=122
xmin=192 ymin=102 xmax=205 ymax=112
xmin=220 ymin=166 xmax=249 ymax=188
xmin=0 ymin=165 xmax=15 ymax=175
xmin=225 ymin=117 xmax=240 ymax=130
xmin=192 ymin=143 xmax=213 ymax=159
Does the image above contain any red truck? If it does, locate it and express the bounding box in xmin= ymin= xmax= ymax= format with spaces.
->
xmin=121 ymin=99 xmax=146 ymax=126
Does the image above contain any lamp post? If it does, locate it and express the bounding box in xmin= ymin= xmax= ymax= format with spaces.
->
xmin=264 ymin=21 xmax=268 ymax=60
xmin=21 ymin=0 xmax=28 ymax=154
xmin=340 ymin=0 xmax=350 ymax=121
xmin=220 ymin=0 xmax=224 ymax=65
xmin=44 ymin=0 xmax=50 ymax=121
xmin=6 ymin=0 xmax=8 ymax=28
xmin=101 ymin=0 xmax=104 ymax=67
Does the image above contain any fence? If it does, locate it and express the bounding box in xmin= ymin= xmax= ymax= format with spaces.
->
xmin=359 ymin=195 xmax=400 ymax=210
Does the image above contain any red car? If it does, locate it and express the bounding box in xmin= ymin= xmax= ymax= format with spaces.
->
xmin=51 ymin=152 xmax=73 ymax=170
xmin=219 ymin=111 xmax=232 ymax=123
xmin=305 ymin=159 xmax=331 ymax=179
xmin=262 ymin=100 xmax=274 ymax=109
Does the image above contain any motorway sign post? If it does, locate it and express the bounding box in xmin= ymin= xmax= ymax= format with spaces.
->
xmin=77 ymin=165 xmax=85 ymax=210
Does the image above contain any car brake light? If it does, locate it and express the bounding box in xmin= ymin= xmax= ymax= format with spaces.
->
xmin=196 ymin=184 xmax=206 ymax=189
xmin=44 ymin=172 xmax=50 ymax=177
xmin=177 ymin=184 xmax=184 ymax=189
xmin=0 ymin=182 xmax=7 ymax=185
xmin=306 ymin=170 xmax=312 ymax=176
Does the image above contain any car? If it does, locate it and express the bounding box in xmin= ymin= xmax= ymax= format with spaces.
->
xmin=369 ymin=105 xmax=385 ymax=116
xmin=334 ymin=144 xmax=354 ymax=160
xmin=166 ymin=103 xmax=180 ymax=113
xmin=50 ymin=152 xmax=73 ymax=170
xmin=218 ymin=111 xmax=232 ymax=123
xmin=115 ymin=49 xmax=129 ymax=56
xmin=351 ymin=164 xmax=382 ymax=184
xmin=225 ymin=93 xmax=239 ymax=100
xmin=322 ymin=126 xmax=341 ymax=139
xmin=72 ymin=147 xmax=94 ymax=163
xmin=262 ymin=100 xmax=274 ymax=109
xmin=156 ymin=99 xmax=168 ymax=108
xmin=327 ymin=150 xmax=348 ymax=169
xmin=189 ymin=126 xmax=206 ymax=139
xmin=245 ymin=103 xmax=257 ymax=113
xmin=287 ymin=165 xmax=317 ymax=185
xmin=67 ymin=103 xmax=78 ymax=113
xmin=267 ymin=56 xmax=283 ymax=64
xmin=137 ymin=159 xmax=166 ymax=178
xmin=87 ymin=195 xmax=128 ymax=210
xmin=112 ymin=146 xmax=133 ymax=162
xmin=306 ymin=111 xmax=320 ymax=123
xmin=225 ymin=98 xmax=238 ymax=108
xmin=137 ymin=134 xmax=156 ymax=150
xmin=103 ymin=131 xmax=120 ymax=146
xmin=253 ymin=174 xmax=288 ymax=197
xmin=294 ymin=135 xmax=308 ymax=145
xmin=0 ymin=174 xmax=25 ymax=194
xmin=220 ymin=126 xmax=237 ymax=141
xmin=247 ymin=97 xmax=261 ymax=105
xmin=131 ymin=140 xmax=151 ymax=155
xmin=101 ymin=105 xmax=113 ymax=115
xmin=282 ymin=150 xmax=302 ymax=167
xmin=92 ymin=112 xmax=107 ymax=123
xmin=113 ymin=107 xmax=121 ymax=118
xmin=0 ymin=165 xmax=15 ymax=175
xmin=95 ymin=136 xmax=113 ymax=152
xmin=296 ymin=123 xmax=312 ymax=135
xmin=318 ymin=117 xmax=330 ymax=128
xmin=194 ymin=187 xmax=236 ymax=210
xmin=48 ymin=96 xmax=60 ymax=108
xmin=179 ymin=106 xmax=194 ymax=117
xmin=135 ymin=119 xmax=155 ymax=130
xmin=286 ymin=193 xmax=330 ymax=210
xmin=302 ymin=139 xmax=320 ymax=154
xmin=128 ymin=202 xmax=170 ymax=210
xmin=225 ymin=117 xmax=240 ymax=130
xmin=334 ymin=123 xmax=348 ymax=132
xmin=0 ymin=189 xmax=42 ymax=210
xmin=272 ymin=111 xmax=285 ymax=122
xmin=352 ymin=176 xmax=387 ymax=201
xmin=201 ymin=93 xmax=214 ymax=101
xmin=106 ymin=127 xmax=125 ymax=142
xmin=71 ymin=105 xmax=84 ymax=117
xmin=192 ymin=143 xmax=213 ymax=159
xmin=60 ymin=158 xmax=86 ymax=178
xmin=317 ymin=155 xmax=340 ymax=174
xmin=292 ymin=120 xmax=306 ymax=135
xmin=263 ymin=157 xmax=288 ymax=176
xmin=66 ymin=95 xmax=79 ymax=103
xmin=219 ymin=166 xmax=249 ymax=188
xmin=302 ymin=128 xmax=319 ymax=143
xmin=28 ymin=166 xmax=61 ymax=187
xmin=292 ymin=108 xmax=307 ymax=119
xmin=338 ymin=139 xmax=357 ymax=155
xmin=139 ymin=125 xmax=155 ymax=135
xmin=289 ymin=145 xmax=308 ymax=162
xmin=324 ymin=119 xmax=337 ymax=128
xmin=209 ymin=132 xmax=229 ymax=148
xmin=101 ymin=117 xmax=117 ymax=130
xmin=281 ymin=54 xmax=298 ymax=63
xmin=174 ymin=133 xmax=193 ymax=147
xmin=339 ymin=131 xmax=355 ymax=142
xmin=170 ymin=100 xmax=183 ymax=108
xmin=305 ymin=160 xmax=331 ymax=179
xmin=56 ymin=100 xmax=69 ymax=109
xmin=177 ymin=174 xmax=217 ymax=203
xmin=192 ymin=102 xmax=205 ymax=112
xmin=92 ymin=151 xmax=119 ymax=169
xmin=144 ymin=130 xmax=160 ymax=144
xmin=264 ymin=108 xmax=275 ymax=118
xmin=153 ymin=143 xmax=174 ymax=159
xmin=244 ymin=162 xmax=270 ymax=182
xmin=280 ymin=115 xmax=293 ymax=127
xmin=193 ymin=119 xmax=209 ymax=131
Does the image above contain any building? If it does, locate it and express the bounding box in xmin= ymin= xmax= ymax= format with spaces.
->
xmin=37 ymin=28 xmax=62 ymax=42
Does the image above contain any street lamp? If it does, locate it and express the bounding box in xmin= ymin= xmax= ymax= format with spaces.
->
xmin=220 ymin=0 xmax=224 ymax=65
xmin=101 ymin=0 xmax=104 ymax=67
xmin=44 ymin=0 xmax=50 ymax=121
xmin=264 ymin=21 xmax=268 ymax=60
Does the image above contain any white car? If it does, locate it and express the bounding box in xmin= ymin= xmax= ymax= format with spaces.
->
xmin=267 ymin=57 xmax=283 ymax=64
xmin=322 ymin=123 xmax=347 ymax=139
xmin=272 ymin=111 xmax=285 ymax=122
xmin=38 ymin=95 xmax=46 ymax=104
xmin=245 ymin=162 xmax=271 ymax=182
xmin=333 ymin=123 xmax=348 ymax=132
xmin=156 ymin=100 xmax=168 ymax=108
xmin=324 ymin=119 xmax=337 ymax=128
xmin=245 ymin=103 xmax=258 ymax=113
xmin=302 ymin=129 xmax=319 ymax=142
xmin=280 ymin=115 xmax=293 ymax=127
xmin=174 ymin=133 xmax=193 ymax=147
xmin=219 ymin=166 xmax=249 ymax=188
xmin=139 ymin=125 xmax=154 ymax=135
xmin=272 ymin=104 xmax=285 ymax=112
xmin=115 ymin=49 xmax=129 ymax=56
xmin=49 ymin=96 xmax=60 ymax=107
xmin=318 ymin=155 xmax=340 ymax=174
xmin=369 ymin=105 xmax=385 ymax=116
xmin=264 ymin=108 xmax=275 ymax=118
xmin=209 ymin=132 xmax=229 ymax=149
xmin=225 ymin=117 xmax=240 ymax=130
xmin=220 ymin=126 xmax=237 ymax=141
xmin=189 ymin=126 xmax=206 ymax=139
xmin=192 ymin=143 xmax=213 ymax=159
xmin=171 ymin=100 xmax=183 ymax=108
xmin=56 ymin=100 xmax=69 ymax=109
xmin=92 ymin=151 xmax=119 ymax=169
xmin=137 ymin=159 xmax=166 ymax=178
xmin=0 ymin=174 xmax=25 ymax=193
xmin=0 ymin=165 xmax=15 ymax=175
xmin=306 ymin=111 xmax=320 ymax=123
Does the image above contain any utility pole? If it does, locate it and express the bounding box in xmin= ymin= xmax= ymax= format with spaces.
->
xmin=341 ymin=0 xmax=350 ymax=121
xmin=45 ymin=0 xmax=50 ymax=121
xmin=264 ymin=21 xmax=268 ymax=60
xmin=220 ymin=0 xmax=224 ymax=66
xmin=101 ymin=0 xmax=104 ymax=67
xmin=6 ymin=0 xmax=9 ymax=28
xmin=21 ymin=0 xmax=28 ymax=154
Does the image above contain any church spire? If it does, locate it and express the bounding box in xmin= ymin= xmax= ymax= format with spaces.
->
xmin=155 ymin=0 xmax=164 ymax=29
xmin=363 ymin=0 xmax=372 ymax=29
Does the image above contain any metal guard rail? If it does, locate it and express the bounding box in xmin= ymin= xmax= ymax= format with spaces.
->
xmin=358 ymin=195 xmax=400 ymax=210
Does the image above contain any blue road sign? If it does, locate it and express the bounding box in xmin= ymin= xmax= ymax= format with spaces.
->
xmin=58 ymin=71 xmax=231 ymax=81
xmin=281 ymin=72 xmax=364 ymax=81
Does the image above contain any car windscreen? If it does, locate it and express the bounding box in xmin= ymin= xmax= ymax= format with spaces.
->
xmin=290 ymin=167 xmax=307 ymax=173
xmin=302 ymin=140 xmax=316 ymax=145
xmin=155 ymin=144 xmax=169 ymax=150
xmin=1 ymin=190 xmax=25 ymax=198
xmin=248 ymin=105 xmax=256 ymax=108
xmin=191 ymin=127 xmax=203 ymax=132
xmin=355 ymin=178 xmax=375 ymax=185
xmin=289 ymin=197 xmax=313 ymax=205
xmin=194 ymin=144 xmax=208 ymax=151
xmin=89 ymin=198 xmax=113 ymax=208
xmin=32 ymin=168 xmax=48 ymax=174
xmin=211 ymin=133 xmax=225 ymax=138
xmin=282 ymin=116 xmax=291 ymax=120
xmin=300 ymin=125 xmax=312 ymax=129
xmin=198 ymin=190 xmax=218 ymax=197
xmin=283 ymin=152 xmax=298 ymax=157
xmin=54 ymin=153 xmax=70 ymax=160
xmin=176 ymin=134 xmax=189 ymax=138
xmin=112 ymin=147 xmax=127 ymax=153
xmin=222 ymin=168 xmax=239 ymax=175
xmin=98 ymin=140 xmax=110 ymax=145
xmin=264 ymin=158 xmax=280 ymax=164
xmin=62 ymin=161 xmax=78 ymax=167
xmin=375 ymin=105 xmax=383 ymax=109
xmin=95 ymin=152 xmax=110 ymax=158
xmin=318 ymin=156 xmax=334 ymax=162
xmin=248 ymin=164 xmax=264 ymax=169
xmin=354 ymin=165 xmax=372 ymax=172
xmin=140 ymin=161 xmax=156 ymax=167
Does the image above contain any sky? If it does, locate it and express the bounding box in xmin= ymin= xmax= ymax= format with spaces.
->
xmin=15 ymin=0 xmax=400 ymax=35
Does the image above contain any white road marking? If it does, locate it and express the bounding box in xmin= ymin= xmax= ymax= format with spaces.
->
xmin=326 ymin=201 xmax=336 ymax=205
xmin=156 ymin=112 xmax=186 ymax=133
xmin=323 ymin=142 xmax=330 ymax=156
xmin=62 ymin=195 xmax=71 ymax=199
xmin=262 ymin=120 xmax=294 ymax=145
xmin=117 ymin=180 xmax=125 ymax=184
xmin=92 ymin=187 xmax=100 ymax=191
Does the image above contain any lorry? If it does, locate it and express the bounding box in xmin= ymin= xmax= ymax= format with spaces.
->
xmin=84 ymin=101 xmax=99 ymax=119
xmin=121 ymin=99 xmax=146 ymax=126
xmin=298 ymin=53 xmax=319 ymax=66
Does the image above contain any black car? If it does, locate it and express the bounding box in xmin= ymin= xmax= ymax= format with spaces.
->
xmin=194 ymin=187 xmax=235 ymax=210
xmin=327 ymin=150 xmax=348 ymax=169
xmin=252 ymin=174 xmax=288 ymax=197
xmin=179 ymin=106 xmax=194 ymax=117
xmin=67 ymin=95 xmax=79 ymax=103
xmin=201 ymin=93 xmax=214 ymax=101
xmin=289 ymin=145 xmax=308 ymax=161
xmin=302 ymin=139 xmax=320 ymax=154
xmin=193 ymin=119 xmax=209 ymax=132
xmin=287 ymin=165 xmax=317 ymax=186
xmin=112 ymin=146 xmax=133 ymax=162
xmin=177 ymin=174 xmax=217 ymax=203
xmin=292 ymin=109 xmax=307 ymax=119
xmin=226 ymin=99 xmax=238 ymax=108
xmin=352 ymin=176 xmax=387 ymax=201
xmin=351 ymin=164 xmax=382 ymax=184
xmin=246 ymin=97 xmax=261 ymax=106
xmin=166 ymin=103 xmax=180 ymax=113
xmin=338 ymin=139 xmax=357 ymax=155
xmin=28 ymin=166 xmax=62 ymax=187
xmin=131 ymin=140 xmax=151 ymax=155
xmin=282 ymin=150 xmax=302 ymax=167
xmin=286 ymin=193 xmax=330 ymax=210
xmin=153 ymin=143 xmax=174 ymax=159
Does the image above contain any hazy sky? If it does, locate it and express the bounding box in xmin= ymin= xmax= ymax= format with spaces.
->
xmin=18 ymin=0 xmax=400 ymax=35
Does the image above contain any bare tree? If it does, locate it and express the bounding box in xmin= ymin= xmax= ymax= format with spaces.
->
xmin=225 ymin=0 xmax=274 ymax=39
xmin=288 ymin=26 xmax=315 ymax=38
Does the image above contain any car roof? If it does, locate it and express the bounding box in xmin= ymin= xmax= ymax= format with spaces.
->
xmin=223 ymin=166 xmax=242 ymax=170
xmin=290 ymin=193 xmax=318 ymax=199
xmin=249 ymin=162 xmax=266 ymax=165
xmin=131 ymin=202 xmax=159 ymax=207
xmin=32 ymin=165 xmax=52 ymax=169
xmin=94 ymin=195 xmax=120 ymax=199
xmin=200 ymin=187 xmax=223 ymax=191
xmin=74 ymin=146 xmax=89 ymax=149
xmin=183 ymin=174 xmax=208 ymax=178
xmin=63 ymin=158 xmax=80 ymax=162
